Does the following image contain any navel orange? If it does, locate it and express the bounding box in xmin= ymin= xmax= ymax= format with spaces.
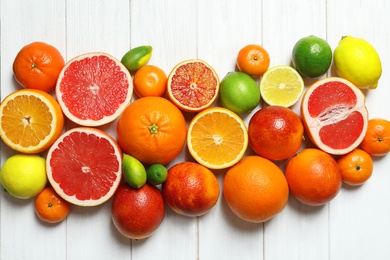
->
xmin=360 ymin=118 xmax=390 ymax=156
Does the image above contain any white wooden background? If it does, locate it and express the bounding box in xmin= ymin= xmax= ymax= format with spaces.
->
xmin=1 ymin=0 xmax=390 ymax=259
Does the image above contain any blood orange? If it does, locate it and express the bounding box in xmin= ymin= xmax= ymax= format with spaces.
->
xmin=167 ymin=59 xmax=219 ymax=112
xmin=56 ymin=52 xmax=133 ymax=126
xmin=301 ymin=77 xmax=368 ymax=155
xmin=46 ymin=127 xmax=122 ymax=206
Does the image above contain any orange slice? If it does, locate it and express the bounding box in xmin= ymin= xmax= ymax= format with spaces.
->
xmin=187 ymin=107 xmax=248 ymax=169
xmin=0 ymin=89 xmax=64 ymax=154
xmin=167 ymin=59 xmax=219 ymax=113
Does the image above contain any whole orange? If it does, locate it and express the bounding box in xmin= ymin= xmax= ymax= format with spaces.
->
xmin=34 ymin=187 xmax=71 ymax=224
xmin=236 ymin=44 xmax=270 ymax=77
xmin=117 ymin=96 xmax=187 ymax=165
xmin=133 ymin=65 xmax=167 ymax=97
xmin=337 ymin=148 xmax=373 ymax=186
xmin=285 ymin=148 xmax=342 ymax=206
xmin=248 ymin=105 xmax=304 ymax=161
xmin=360 ymin=118 xmax=390 ymax=156
xmin=223 ymin=155 xmax=289 ymax=223
xmin=111 ymin=183 xmax=165 ymax=239
xmin=161 ymin=161 xmax=220 ymax=217
xmin=13 ymin=42 xmax=65 ymax=92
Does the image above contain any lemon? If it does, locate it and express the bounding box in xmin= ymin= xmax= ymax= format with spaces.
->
xmin=334 ymin=36 xmax=382 ymax=89
xmin=122 ymin=153 xmax=147 ymax=189
xmin=121 ymin=45 xmax=153 ymax=73
xmin=260 ymin=65 xmax=304 ymax=107
xmin=0 ymin=154 xmax=47 ymax=199
xmin=146 ymin=164 xmax=168 ymax=185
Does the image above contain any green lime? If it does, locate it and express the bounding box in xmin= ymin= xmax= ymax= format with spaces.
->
xmin=121 ymin=45 xmax=153 ymax=72
xmin=0 ymin=154 xmax=47 ymax=199
xmin=219 ymin=71 xmax=260 ymax=114
xmin=292 ymin=35 xmax=332 ymax=78
xmin=122 ymin=154 xmax=147 ymax=189
xmin=146 ymin=164 xmax=168 ymax=185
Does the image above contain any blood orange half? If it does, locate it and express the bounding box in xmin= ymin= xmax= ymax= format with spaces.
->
xmin=46 ymin=127 xmax=122 ymax=206
xmin=167 ymin=59 xmax=219 ymax=113
xmin=301 ymin=77 xmax=368 ymax=155
xmin=56 ymin=52 xmax=133 ymax=126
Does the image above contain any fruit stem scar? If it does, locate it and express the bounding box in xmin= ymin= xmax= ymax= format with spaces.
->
xmin=148 ymin=123 xmax=159 ymax=134
xmin=212 ymin=134 xmax=223 ymax=145
xmin=31 ymin=62 xmax=37 ymax=68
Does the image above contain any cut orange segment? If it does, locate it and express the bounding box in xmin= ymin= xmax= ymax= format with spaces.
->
xmin=187 ymin=107 xmax=248 ymax=169
xmin=167 ymin=59 xmax=219 ymax=113
xmin=0 ymin=89 xmax=64 ymax=154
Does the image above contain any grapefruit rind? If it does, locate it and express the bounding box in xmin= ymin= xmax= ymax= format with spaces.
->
xmin=46 ymin=127 xmax=122 ymax=207
xmin=56 ymin=52 xmax=133 ymax=127
xmin=301 ymin=77 xmax=368 ymax=155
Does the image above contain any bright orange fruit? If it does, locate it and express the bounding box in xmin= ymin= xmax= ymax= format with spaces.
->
xmin=360 ymin=118 xmax=390 ymax=156
xmin=35 ymin=187 xmax=71 ymax=224
xmin=236 ymin=44 xmax=270 ymax=77
xmin=133 ymin=65 xmax=167 ymax=97
xmin=337 ymin=148 xmax=373 ymax=186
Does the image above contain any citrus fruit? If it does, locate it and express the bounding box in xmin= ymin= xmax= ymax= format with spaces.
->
xmin=301 ymin=77 xmax=368 ymax=155
xmin=0 ymin=154 xmax=47 ymax=199
xmin=121 ymin=45 xmax=153 ymax=72
xmin=187 ymin=107 xmax=248 ymax=169
xmin=292 ymin=35 xmax=332 ymax=78
xmin=334 ymin=36 xmax=382 ymax=89
xmin=146 ymin=164 xmax=168 ymax=185
xmin=219 ymin=72 xmax=261 ymax=114
xmin=167 ymin=59 xmax=219 ymax=112
xmin=122 ymin=154 xmax=147 ymax=189
xmin=0 ymin=89 xmax=64 ymax=154
xmin=285 ymin=148 xmax=342 ymax=206
xmin=56 ymin=52 xmax=133 ymax=127
xmin=133 ymin=65 xmax=167 ymax=97
xmin=259 ymin=65 xmax=304 ymax=107
xmin=337 ymin=148 xmax=373 ymax=186
xmin=360 ymin=118 xmax=390 ymax=156
xmin=112 ymin=183 xmax=165 ymax=239
xmin=161 ymin=161 xmax=220 ymax=217
xmin=248 ymin=106 xmax=304 ymax=161
xmin=223 ymin=156 xmax=289 ymax=223
xmin=46 ymin=127 xmax=122 ymax=206
xmin=34 ymin=187 xmax=71 ymax=224
xmin=236 ymin=44 xmax=270 ymax=77
xmin=117 ymin=96 xmax=186 ymax=165
xmin=13 ymin=41 xmax=65 ymax=92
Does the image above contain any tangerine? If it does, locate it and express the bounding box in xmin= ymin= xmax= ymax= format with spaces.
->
xmin=133 ymin=65 xmax=167 ymax=97
xmin=337 ymin=148 xmax=373 ymax=186
xmin=35 ymin=187 xmax=71 ymax=224
xmin=236 ymin=44 xmax=270 ymax=77
xmin=360 ymin=118 xmax=390 ymax=156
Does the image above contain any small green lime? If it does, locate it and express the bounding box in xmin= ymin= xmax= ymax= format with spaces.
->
xmin=292 ymin=35 xmax=332 ymax=78
xmin=219 ymin=71 xmax=260 ymax=114
xmin=146 ymin=164 xmax=168 ymax=185
xmin=121 ymin=45 xmax=153 ymax=72
xmin=122 ymin=154 xmax=147 ymax=189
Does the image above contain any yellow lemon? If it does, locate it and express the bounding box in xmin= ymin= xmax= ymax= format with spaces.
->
xmin=334 ymin=36 xmax=382 ymax=89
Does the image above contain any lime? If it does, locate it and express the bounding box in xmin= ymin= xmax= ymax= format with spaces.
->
xmin=219 ymin=72 xmax=260 ymax=114
xmin=334 ymin=36 xmax=382 ymax=89
xmin=0 ymin=154 xmax=47 ymax=199
xmin=121 ymin=45 xmax=153 ymax=72
xmin=146 ymin=164 xmax=168 ymax=185
xmin=122 ymin=154 xmax=147 ymax=189
xmin=292 ymin=35 xmax=332 ymax=78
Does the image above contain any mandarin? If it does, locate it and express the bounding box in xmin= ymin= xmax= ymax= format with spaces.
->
xmin=236 ymin=44 xmax=270 ymax=77
xmin=360 ymin=118 xmax=390 ymax=156
xmin=133 ymin=65 xmax=167 ymax=97
xmin=337 ymin=148 xmax=373 ymax=186
xmin=223 ymin=156 xmax=289 ymax=223
xmin=35 ymin=187 xmax=71 ymax=224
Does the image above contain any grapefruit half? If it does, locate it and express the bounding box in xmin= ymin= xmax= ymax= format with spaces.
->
xmin=46 ymin=127 xmax=122 ymax=206
xmin=301 ymin=77 xmax=368 ymax=155
xmin=56 ymin=52 xmax=133 ymax=126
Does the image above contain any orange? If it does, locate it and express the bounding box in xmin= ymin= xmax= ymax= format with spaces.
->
xmin=0 ymin=89 xmax=64 ymax=154
xmin=34 ymin=187 xmax=71 ymax=224
xmin=167 ymin=59 xmax=219 ymax=112
xmin=111 ymin=183 xmax=165 ymax=239
xmin=161 ymin=161 xmax=220 ymax=217
xmin=187 ymin=107 xmax=248 ymax=169
xmin=133 ymin=65 xmax=167 ymax=97
xmin=223 ymin=156 xmax=289 ymax=223
xmin=13 ymin=41 xmax=65 ymax=92
xmin=117 ymin=96 xmax=187 ymax=165
xmin=236 ymin=44 xmax=270 ymax=77
xmin=360 ymin=118 xmax=390 ymax=156
xmin=248 ymin=106 xmax=303 ymax=161
xmin=285 ymin=148 xmax=342 ymax=206
xmin=337 ymin=148 xmax=373 ymax=186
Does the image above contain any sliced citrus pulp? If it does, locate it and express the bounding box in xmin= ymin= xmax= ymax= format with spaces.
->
xmin=56 ymin=52 xmax=133 ymax=126
xmin=167 ymin=59 xmax=219 ymax=112
xmin=187 ymin=107 xmax=248 ymax=169
xmin=0 ymin=89 xmax=64 ymax=154
xmin=260 ymin=65 xmax=304 ymax=107
xmin=46 ymin=127 xmax=122 ymax=206
xmin=301 ymin=77 xmax=368 ymax=155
